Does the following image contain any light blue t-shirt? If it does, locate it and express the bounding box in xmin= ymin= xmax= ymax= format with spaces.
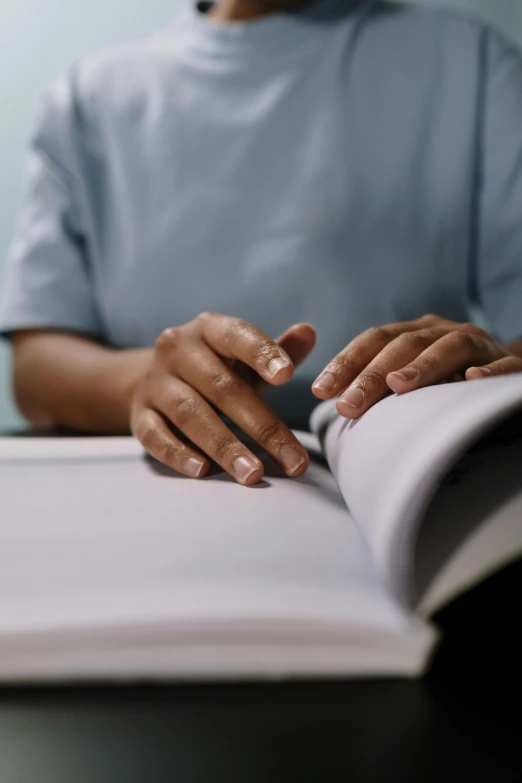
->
xmin=2 ymin=0 xmax=522 ymax=423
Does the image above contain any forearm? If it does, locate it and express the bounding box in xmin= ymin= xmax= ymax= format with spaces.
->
xmin=12 ymin=330 xmax=152 ymax=433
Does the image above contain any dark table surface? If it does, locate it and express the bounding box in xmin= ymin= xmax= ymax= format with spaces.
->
xmin=1 ymin=560 xmax=522 ymax=782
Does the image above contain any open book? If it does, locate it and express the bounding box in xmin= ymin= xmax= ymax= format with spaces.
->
xmin=1 ymin=374 xmax=522 ymax=682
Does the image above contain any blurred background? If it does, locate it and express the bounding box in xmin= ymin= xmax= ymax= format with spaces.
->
xmin=1 ymin=0 xmax=522 ymax=430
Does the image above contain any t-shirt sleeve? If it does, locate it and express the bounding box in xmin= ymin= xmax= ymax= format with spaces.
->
xmin=0 ymin=74 xmax=102 ymax=339
xmin=477 ymin=31 xmax=522 ymax=344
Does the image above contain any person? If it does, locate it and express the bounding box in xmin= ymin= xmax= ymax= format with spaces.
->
xmin=1 ymin=0 xmax=522 ymax=486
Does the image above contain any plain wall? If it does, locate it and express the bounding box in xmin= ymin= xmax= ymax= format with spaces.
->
xmin=0 ymin=0 xmax=521 ymax=429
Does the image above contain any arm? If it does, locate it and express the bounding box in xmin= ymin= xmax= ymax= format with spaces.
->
xmin=11 ymin=317 xmax=316 ymax=485
xmin=12 ymin=330 xmax=151 ymax=433
xmin=1 ymin=75 xmax=314 ymax=484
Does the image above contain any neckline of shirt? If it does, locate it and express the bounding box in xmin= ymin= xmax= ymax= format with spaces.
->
xmin=179 ymin=0 xmax=369 ymax=62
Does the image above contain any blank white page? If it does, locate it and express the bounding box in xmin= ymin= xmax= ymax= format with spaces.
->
xmin=0 ymin=435 xmax=431 ymax=679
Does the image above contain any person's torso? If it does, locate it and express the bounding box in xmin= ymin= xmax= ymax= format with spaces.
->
xmin=70 ymin=0 xmax=485 ymax=417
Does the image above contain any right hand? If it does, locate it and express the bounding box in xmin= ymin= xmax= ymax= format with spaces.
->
xmin=130 ymin=313 xmax=316 ymax=486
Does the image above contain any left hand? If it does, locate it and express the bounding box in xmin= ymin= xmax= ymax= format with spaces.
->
xmin=312 ymin=314 xmax=522 ymax=419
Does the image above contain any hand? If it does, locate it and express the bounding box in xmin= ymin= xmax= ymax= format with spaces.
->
xmin=312 ymin=314 xmax=522 ymax=419
xmin=130 ymin=313 xmax=316 ymax=485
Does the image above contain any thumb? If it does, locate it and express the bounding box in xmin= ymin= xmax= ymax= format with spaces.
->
xmin=276 ymin=323 xmax=316 ymax=370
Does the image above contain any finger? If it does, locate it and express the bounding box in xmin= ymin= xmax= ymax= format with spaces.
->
xmin=198 ymin=313 xmax=295 ymax=386
xmin=175 ymin=344 xmax=309 ymax=477
xmin=466 ymin=356 xmax=522 ymax=380
xmin=132 ymin=408 xmax=210 ymax=479
xmin=336 ymin=328 xmax=446 ymax=419
xmin=312 ymin=320 xmax=432 ymax=400
xmin=386 ymin=330 xmax=502 ymax=394
xmin=276 ymin=323 xmax=316 ymax=369
xmin=246 ymin=322 xmax=317 ymax=395
xmin=156 ymin=378 xmax=267 ymax=486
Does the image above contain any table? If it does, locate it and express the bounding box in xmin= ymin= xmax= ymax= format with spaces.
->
xmin=1 ymin=558 xmax=521 ymax=782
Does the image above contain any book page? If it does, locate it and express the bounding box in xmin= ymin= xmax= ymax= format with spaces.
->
xmin=312 ymin=375 xmax=522 ymax=608
xmin=415 ymin=416 xmax=522 ymax=616
xmin=0 ymin=435 xmax=432 ymax=680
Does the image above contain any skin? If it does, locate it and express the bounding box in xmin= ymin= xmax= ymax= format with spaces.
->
xmin=311 ymin=315 xmax=522 ymax=418
xmin=210 ymin=0 xmax=312 ymax=22
xmin=9 ymin=0 xmax=522 ymax=485
xmin=13 ymin=315 xmax=522 ymax=487
xmin=12 ymin=319 xmax=316 ymax=486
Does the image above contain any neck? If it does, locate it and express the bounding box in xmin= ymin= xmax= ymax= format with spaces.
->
xmin=210 ymin=0 xmax=307 ymax=22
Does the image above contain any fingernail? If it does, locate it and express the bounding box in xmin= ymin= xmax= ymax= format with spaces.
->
xmin=233 ymin=456 xmax=259 ymax=483
xmin=340 ymin=386 xmax=365 ymax=408
xmin=313 ymin=372 xmax=335 ymax=392
xmin=392 ymin=366 xmax=419 ymax=382
xmin=268 ymin=357 xmax=290 ymax=378
xmin=280 ymin=444 xmax=306 ymax=475
xmin=185 ymin=457 xmax=206 ymax=478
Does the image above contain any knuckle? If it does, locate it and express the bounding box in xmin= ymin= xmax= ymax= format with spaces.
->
xmin=196 ymin=311 xmax=216 ymax=327
xmin=420 ymin=313 xmax=438 ymax=324
xmin=155 ymin=326 xmax=180 ymax=353
xmin=377 ymin=325 xmax=398 ymax=341
xmin=158 ymin=441 xmax=180 ymax=468
xmin=255 ymin=419 xmax=283 ymax=446
xmin=329 ymin=354 xmax=354 ymax=377
xmin=136 ymin=418 xmax=181 ymax=469
xmin=464 ymin=322 xmax=488 ymax=339
xmin=395 ymin=331 xmax=431 ymax=352
xmin=172 ymin=395 xmax=200 ymax=426
xmin=224 ymin=318 xmax=250 ymax=348
xmin=453 ymin=330 xmax=482 ymax=351
xmin=366 ymin=325 xmax=402 ymax=345
xmin=208 ymin=371 xmax=243 ymax=401
xmin=363 ymin=326 xmax=387 ymax=342
xmin=419 ymin=351 xmax=440 ymax=373
xmin=252 ymin=342 xmax=276 ymax=365
xmin=359 ymin=367 xmax=388 ymax=391
xmin=393 ymin=331 xmax=415 ymax=348
xmin=213 ymin=438 xmax=238 ymax=464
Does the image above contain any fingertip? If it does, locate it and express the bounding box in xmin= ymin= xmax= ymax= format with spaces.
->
xmin=184 ymin=456 xmax=210 ymax=479
xmin=284 ymin=447 xmax=310 ymax=478
xmin=311 ymin=384 xmax=336 ymax=400
xmin=297 ymin=322 xmax=317 ymax=343
xmin=242 ymin=467 xmax=265 ymax=487
xmin=276 ymin=323 xmax=317 ymax=368
xmin=465 ymin=366 xmax=491 ymax=381
xmin=386 ymin=375 xmax=404 ymax=394
xmin=312 ymin=371 xmax=336 ymax=398
xmin=386 ymin=371 xmax=415 ymax=394
xmin=289 ymin=458 xmax=309 ymax=479
xmin=233 ymin=455 xmax=265 ymax=486
xmin=265 ymin=358 xmax=295 ymax=386
xmin=286 ymin=322 xmax=317 ymax=339
xmin=335 ymin=398 xmax=363 ymax=420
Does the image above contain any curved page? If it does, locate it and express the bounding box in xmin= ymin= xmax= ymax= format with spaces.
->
xmin=311 ymin=375 xmax=522 ymax=608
